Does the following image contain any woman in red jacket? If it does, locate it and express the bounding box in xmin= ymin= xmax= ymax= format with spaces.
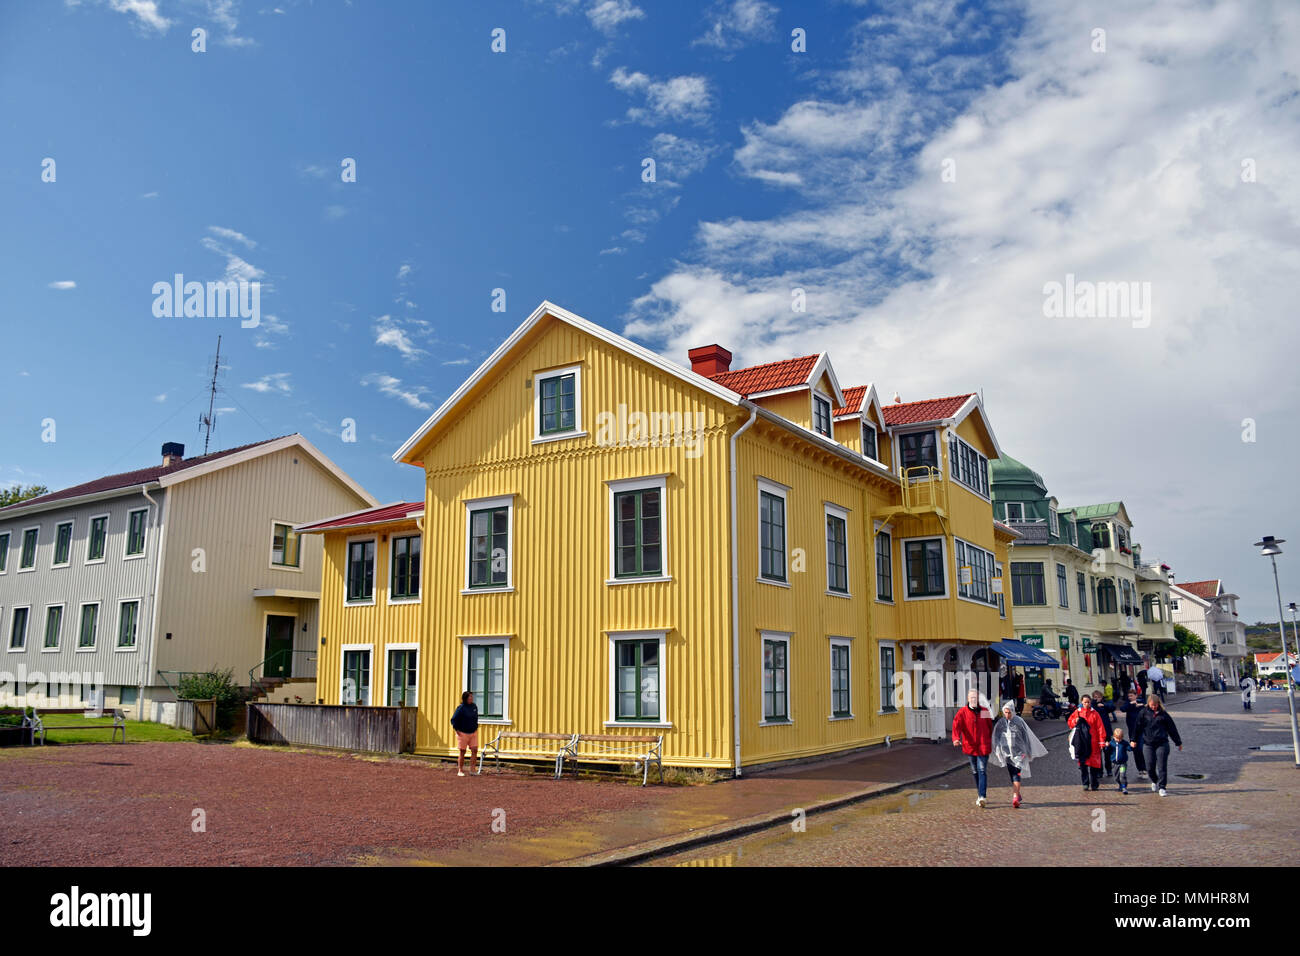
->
xmin=1067 ymin=695 xmax=1106 ymax=791
xmin=952 ymin=688 xmax=994 ymax=807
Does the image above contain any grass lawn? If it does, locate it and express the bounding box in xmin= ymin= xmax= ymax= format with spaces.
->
xmin=38 ymin=717 xmax=199 ymax=745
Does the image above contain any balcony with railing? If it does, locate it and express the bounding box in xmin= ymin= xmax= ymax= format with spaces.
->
xmin=875 ymin=465 xmax=949 ymax=524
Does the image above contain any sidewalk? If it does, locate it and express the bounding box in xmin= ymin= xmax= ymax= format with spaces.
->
xmin=541 ymin=691 xmax=1224 ymax=866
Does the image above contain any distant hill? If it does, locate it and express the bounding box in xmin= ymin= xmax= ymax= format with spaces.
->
xmin=1246 ymin=623 xmax=1296 ymax=654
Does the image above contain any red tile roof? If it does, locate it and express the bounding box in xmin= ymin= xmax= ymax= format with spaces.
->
xmin=1255 ymin=651 xmax=1284 ymax=664
xmin=1176 ymin=580 xmax=1221 ymax=600
xmin=0 ymin=436 xmax=289 ymax=514
xmin=834 ymin=386 xmax=868 ymax=417
xmin=708 ymin=354 xmax=819 ymax=397
xmin=297 ymin=501 xmax=423 ymax=532
xmin=881 ymin=394 xmax=974 ymax=426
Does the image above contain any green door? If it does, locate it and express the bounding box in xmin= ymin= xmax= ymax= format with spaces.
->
xmin=263 ymin=615 xmax=295 ymax=679
xmin=1022 ymin=635 xmax=1045 ymax=697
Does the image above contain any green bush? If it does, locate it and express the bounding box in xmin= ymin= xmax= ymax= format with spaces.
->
xmin=177 ymin=669 xmax=244 ymax=730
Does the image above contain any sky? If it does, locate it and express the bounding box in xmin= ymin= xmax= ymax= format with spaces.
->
xmin=1 ymin=0 xmax=1297 ymax=623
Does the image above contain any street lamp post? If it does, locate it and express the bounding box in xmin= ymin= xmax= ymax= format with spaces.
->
xmin=1288 ymin=601 xmax=1300 ymax=686
xmin=1254 ymin=537 xmax=1300 ymax=767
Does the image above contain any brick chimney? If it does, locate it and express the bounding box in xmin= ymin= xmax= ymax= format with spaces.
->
xmin=161 ymin=442 xmax=185 ymax=468
xmin=688 ymin=344 xmax=732 ymax=377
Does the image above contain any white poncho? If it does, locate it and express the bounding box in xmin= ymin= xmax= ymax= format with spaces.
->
xmin=991 ymin=714 xmax=1050 ymax=778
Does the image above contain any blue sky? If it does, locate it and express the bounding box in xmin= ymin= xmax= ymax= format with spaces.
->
xmin=3 ymin=0 xmax=1298 ymax=620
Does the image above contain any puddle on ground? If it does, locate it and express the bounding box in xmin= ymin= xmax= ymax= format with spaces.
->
xmin=1176 ymin=773 xmax=1206 ymax=780
xmin=1204 ymin=823 xmax=1250 ymax=831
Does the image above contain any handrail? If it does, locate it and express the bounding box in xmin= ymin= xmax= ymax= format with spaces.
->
xmin=899 ymin=465 xmax=946 ymax=513
xmin=156 ymin=670 xmax=206 ymax=698
xmin=248 ymin=648 xmax=318 ymax=696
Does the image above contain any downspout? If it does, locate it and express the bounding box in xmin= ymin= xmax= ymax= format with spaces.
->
xmin=730 ymin=406 xmax=758 ymax=777
xmin=140 ymin=484 xmax=169 ymax=717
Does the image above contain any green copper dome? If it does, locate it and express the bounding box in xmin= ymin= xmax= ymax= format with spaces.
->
xmin=989 ymin=453 xmax=1046 ymax=492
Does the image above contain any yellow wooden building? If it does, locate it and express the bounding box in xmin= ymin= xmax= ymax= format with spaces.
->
xmin=299 ymin=301 xmax=1018 ymax=772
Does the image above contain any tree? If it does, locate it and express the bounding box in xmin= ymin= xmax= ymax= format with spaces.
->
xmin=1173 ymin=623 xmax=1207 ymax=659
xmin=0 ymin=484 xmax=49 ymax=508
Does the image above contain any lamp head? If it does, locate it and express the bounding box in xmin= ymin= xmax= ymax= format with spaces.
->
xmin=1254 ymin=536 xmax=1285 ymax=556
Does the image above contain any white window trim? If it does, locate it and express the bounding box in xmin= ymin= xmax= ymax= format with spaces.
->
xmin=532 ymin=363 xmax=586 ymax=444
xmin=461 ymin=635 xmax=513 ymax=724
xmin=996 ymin=561 xmax=1006 ymax=619
xmin=606 ymin=475 xmax=671 ymax=585
xmin=947 ymin=435 xmax=990 ymax=501
xmin=382 ymin=642 xmax=419 ymax=707
xmin=824 ymin=502 xmax=851 ymax=597
xmin=18 ymin=525 xmax=39 ymax=572
xmin=122 ymin=508 xmax=149 ymax=561
xmin=828 ymin=636 xmax=854 ymax=720
xmin=339 ymin=642 xmax=374 ymax=706
xmin=1057 ymin=562 xmax=1070 ymax=609
xmin=114 ymin=598 xmax=142 ymax=652
xmin=758 ymin=629 xmax=793 ymax=726
xmin=860 ymin=420 xmax=881 ymax=464
xmin=757 ymin=478 xmax=790 ymax=586
xmin=344 ymin=534 xmax=379 ymax=606
xmin=8 ymin=605 xmax=31 ymax=651
xmin=268 ymin=518 xmax=304 ymax=573
xmin=76 ymin=601 xmax=100 ymax=652
xmin=606 ymin=629 xmax=670 ymax=728
xmin=0 ymin=530 xmax=9 ymax=574
xmin=873 ymin=521 xmax=895 ymax=605
xmin=84 ymin=513 xmax=110 ymax=565
xmin=896 ymin=428 xmax=940 ymax=476
xmin=811 ymin=391 xmax=835 ymax=440
xmin=387 ymin=530 xmax=423 ymax=604
xmin=901 ymin=535 xmax=949 ymax=601
xmin=41 ymin=603 xmax=65 ymax=653
xmin=1049 ymin=507 xmax=1060 ymax=536
xmin=878 ymin=639 xmax=899 ymax=715
xmin=462 ymin=494 xmax=515 ymax=594
xmin=953 ymin=536 xmax=998 ymax=608
xmin=1004 ymin=501 xmax=1024 ymax=522
xmin=51 ymin=520 xmax=74 ymax=569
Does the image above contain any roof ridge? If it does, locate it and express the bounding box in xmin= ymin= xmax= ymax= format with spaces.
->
xmin=712 ymin=353 xmax=820 ymax=377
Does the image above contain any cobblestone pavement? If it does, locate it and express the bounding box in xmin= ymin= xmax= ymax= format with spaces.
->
xmin=645 ymin=693 xmax=1300 ymax=866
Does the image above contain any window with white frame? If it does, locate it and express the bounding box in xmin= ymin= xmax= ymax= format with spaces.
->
xmin=875 ymin=530 xmax=893 ymax=601
xmin=899 ymin=431 xmax=939 ymax=472
xmin=341 ymin=646 xmax=372 ymax=705
xmin=825 ymin=504 xmax=849 ymax=594
xmin=609 ymin=477 xmax=666 ymax=581
xmin=610 ymin=631 xmax=663 ymax=723
xmin=813 ymin=393 xmax=833 ymax=437
xmin=1057 ymin=563 xmax=1069 ymax=608
xmin=0 ymin=531 xmax=9 ymax=572
xmin=534 ymin=365 xmax=582 ymax=440
xmin=954 ymin=538 xmax=996 ymax=605
xmin=830 ymin=638 xmax=851 ymax=718
xmin=390 ymin=533 xmax=421 ymax=601
xmin=43 ymin=605 xmax=63 ymax=650
xmin=947 ymin=435 xmax=990 ymax=497
xmin=761 ymin=632 xmax=790 ymax=722
xmin=9 ymin=606 xmax=29 ymax=650
xmin=116 ymin=600 xmax=139 ymax=649
xmin=125 ymin=509 xmax=147 ymax=557
xmin=386 ymin=645 xmax=418 ymax=706
xmin=1077 ymin=571 xmax=1088 ymax=613
xmin=86 ymin=515 xmax=108 ymax=563
xmin=19 ymin=528 xmax=38 ymax=570
xmin=465 ymin=495 xmax=513 ymax=591
xmin=758 ymin=480 xmax=788 ymax=584
xmin=52 ymin=521 xmax=73 ymax=568
xmin=995 ymin=561 xmax=1006 ymax=618
xmin=463 ymin=637 xmax=510 ymax=720
xmin=1049 ymin=507 xmax=1060 ymax=537
xmin=904 ymin=538 xmax=946 ymax=598
xmin=346 ymin=538 xmax=376 ymax=603
xmin=271 ymin=522 xmax=300 ymax=568
xmin=879 ymin=643 xmax=897 ymax=712
xmin=861 ymin=422 xmax=877 ymax=461
xmin=1004 ymin=501 xmax=1024 ymax=522
xmin=78 ymin=603 xmax=99 ymax=649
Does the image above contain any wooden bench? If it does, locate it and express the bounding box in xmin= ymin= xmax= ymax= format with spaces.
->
xmin=562 ymin=734 xmax=664 ymax=786
xmin=30 ymin=706 xmax=126 ymax=745
xmin=478 ymin=731 xmax=577 ymax=778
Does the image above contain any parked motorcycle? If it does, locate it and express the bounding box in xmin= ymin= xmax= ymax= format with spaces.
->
xmin=1031 ymin=696 xmax=1076 ymax=721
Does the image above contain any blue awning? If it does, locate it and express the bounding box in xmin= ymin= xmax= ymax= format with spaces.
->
xmin=989 ymin=640 xmax=1061 ymax=669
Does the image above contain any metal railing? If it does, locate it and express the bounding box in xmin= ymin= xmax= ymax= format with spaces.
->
xmin=248 ymin=649 xmax=318 ymax=699
xmin=900 ymin=465 xmax=947 ymax=513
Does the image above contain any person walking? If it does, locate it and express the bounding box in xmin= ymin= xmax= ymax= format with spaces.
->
xmin=1118 ymin=689 xmax=1148 ymax=778
xmin=1136 ymin=670 xmax=1148 ymax=696
xmin=450 ymin=690 xmax=480 ymax=777
xmin=991 ymin=700 xmax=1049 ymax=808
xmin=1132 ymin=693 xmax=1183 ymax=797
xmin=1068 ymin=695 xmax=1106 ymax=791
xmin=1108 ymin=727 xmax=1130 ymax=794
xmin=1064 ymin=678 xmax=1080 ymax=709
xmin=1090 ymin=690 xmax=1116 ymax=775
xmin=952 ymin=688 xmax=994 ymax=808
xmin=1240 ymin=674 xmax=1256 ymax=711
xmin=1014 ymin=672 xmax=1026 ymax=717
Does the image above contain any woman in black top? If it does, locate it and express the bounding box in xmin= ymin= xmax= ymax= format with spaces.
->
xmin=1132 ymin=694 xmax=1182 ymax=796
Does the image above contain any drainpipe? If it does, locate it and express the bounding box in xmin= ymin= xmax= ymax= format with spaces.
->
xmin=139 ymin=485 xmax=168 ymax=719
xmin=730 ymin=405 xmax=758 ymax=777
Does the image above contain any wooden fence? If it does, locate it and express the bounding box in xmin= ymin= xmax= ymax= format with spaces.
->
xmin=175 ymin=699 xmax=217 ymax=735
xmin=245 ymin=703 xmax=417 ymax=754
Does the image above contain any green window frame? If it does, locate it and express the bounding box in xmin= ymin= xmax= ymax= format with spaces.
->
xmin=271 ymin=522 xmax=300 ymax=567
xmin=87 ymin=516 xmax=107 ymax=561
xmin=831 ymin=642 xmax=851 ymax=717
xmin=905 ymin=539 xmax=945 ymax=597
xmin=1011 ymin=561 xmax=1046 ymax=606
xmin=1057 ymin=563 xmax=1069 ymax=608
xmin=53 ymin=522 xmax=73 ymax=566
xmin=759 ymin=489 xmax=786 ymax=582
xmin=762 ymin=637 xmax=789 ymax=721
xmin=342 ymin=648 xmax=371 ymax=705
xmin=9 ymin=607 xmax=29 ymax=649
xmin=880 ymin=645 xmax=897 ymax=712
xmin=391 ymin=534 xmax=421 ymax=600
xmin=78 ymin=604 xmax=98 ymax=648
xmin=346 ymin=539 xmax=376 ymax=602
xmin=20 ymin=528 xmax=38 ymax=569
xmin=117 ymin=601 xmax=139 ymax=648
xmin=813 ymin=394 xmax=832 ymax=437
xmin=125 ymin=509 xmax=147 ymax=556
xmin=43 ymin=606 xmax=63 ymax=649
xmin=468 ymin=507 xmax=509 ymax=589
xmin=0 ymin=531 xmax=8 ymax=572
xmin=614 ymin=488 xmax=662 ymax=578
xmin=467 ymin=643 xmax=505 ymax=719
xmin=614 ymin=638 xmax=660 ymax=721
xmin=876 ymin=531 xmax=893 ymax=601
xmin=538 ymin=371 xmax=577 ymax=435
xmin=826 ymin=511 xmax=848 ymax=593
xmin=387 ymin=648 xmax=418 ymax=707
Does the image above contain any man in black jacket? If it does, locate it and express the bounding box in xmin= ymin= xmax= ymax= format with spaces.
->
xmin=1132 ymin=694 xmax=1183 ymax=796
xmin=1118 ymin=690 xmax=1148 ymax=777
xmin=451 ymin=691 xmax=480 ymax=777
xmin=1063 ymin=679 xmax=1079 ymax=708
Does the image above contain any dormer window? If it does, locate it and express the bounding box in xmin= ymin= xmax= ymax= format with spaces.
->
xmin=813 ymin=394 xmax=833 ymax=438
xmin=1048 ymin=508 xmax=1059 ymax=536
xmin=1092 ymin=523 xmax=1111 ymax=549
xmin=899 ymin=431 xmax=938 ymax=472
xmin=862 ymin=423 xmax=877 ymax=461
xmin=534 ymin=365 xmax=583 ymax=442
xmin=1004 ymin=502 xmax=1024 ymax=522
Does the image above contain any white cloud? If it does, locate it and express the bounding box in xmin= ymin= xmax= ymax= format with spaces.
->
xmin=599 ymin=246 xmax=626 ymax=255
xmin=624 ymin=0 xmax=1300 ymax=620
xmin=441 ymin=358 xmax=472 ymax=366
xmin=694 ymin=0 xmax=778 ymax=50
xmin=106 ymin=0 xmax=171 ymax=32
xmin=374 ymin=316 xmax=425 ymax=361
xmin=609 ymin=67 xmax=714 ymax=125
xmin=140 ymin=190 xmax=159 ymax=199
xmin=396 ymin=264 xmax=412 ymax=279
xmin=200 ymin=232 xmax=268 ymax=288
xmin=241 ymin=372 xmax=291 ymax=395
xmin=362 ymin=373 xmax=433 ymax=411
xmin=48 ymin=280 xmax=76 ymax=290
xmin=207 ymin=225 xmax=256 ymax=248
xmin=648 ymin=132 xmax=714 ymax=183
xmin=587 ymin=0 xmax=644 ymax=33
xmin=154 ymin=393 xmax=167 ymax=402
